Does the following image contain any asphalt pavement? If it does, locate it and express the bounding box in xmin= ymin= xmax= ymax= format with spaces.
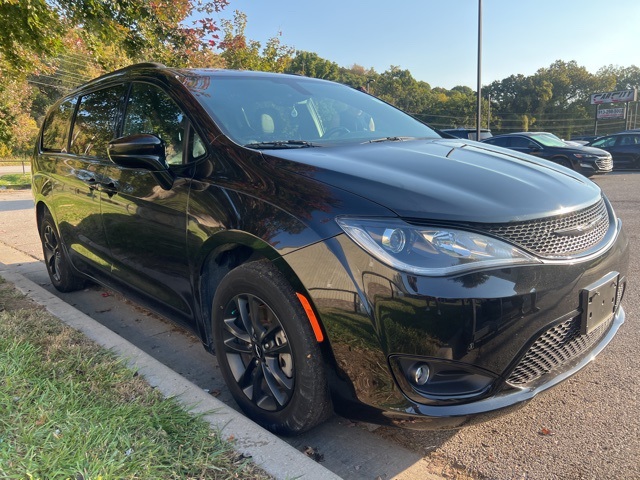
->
xmin=1 ymin=172 xmax=639 ymax=479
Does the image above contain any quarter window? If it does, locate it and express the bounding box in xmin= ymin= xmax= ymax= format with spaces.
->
xmin=70 ymin=86 xmax=126 ymax=158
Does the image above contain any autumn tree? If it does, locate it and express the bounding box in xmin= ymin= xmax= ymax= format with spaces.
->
xmin=0 ymin=0 xmax=230 ymax=73
xmin=0 ymin=0 xmax=231 ymax=155
xmin=219 ymin=10 xmax=294 ymax=72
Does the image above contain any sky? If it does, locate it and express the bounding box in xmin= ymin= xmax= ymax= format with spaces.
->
xmin=206 ymin=0 xmax=640 ymax=90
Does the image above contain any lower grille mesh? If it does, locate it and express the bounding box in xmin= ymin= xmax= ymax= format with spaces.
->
xmin=507 ymin=315 xmax=613 ymax=386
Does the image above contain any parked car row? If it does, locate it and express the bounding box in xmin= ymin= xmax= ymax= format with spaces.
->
xmin=474 ymin=129 xmax=640 ymax=173
xmin=586 ymin=132 xmax=640 ymax=170
xmin=440 ymin=128 xmax=493 ymax=141
xmin=481 ymin=132 xmax=613 ymax=176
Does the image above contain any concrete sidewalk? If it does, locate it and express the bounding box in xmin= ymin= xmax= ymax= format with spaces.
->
xmin=0 ymin=163 xmax=30 ymax=175
xmin=0 ymin=246 xmax=340 ymax=480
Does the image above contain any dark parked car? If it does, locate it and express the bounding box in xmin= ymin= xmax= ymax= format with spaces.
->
xmin=571 ymin=134 xmax=601 ymax=144
xmin=441 ymin=128 xmax=492 ymax=141
xmin=587 ymin=132 xmax=640 ymax=169
xmin=32 ymin=64 xmax=628 ymax=434
xmin=482 ymin=132 xmax=612 ymax=176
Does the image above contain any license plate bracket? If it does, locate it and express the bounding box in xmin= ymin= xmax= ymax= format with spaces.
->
xmin=580 ymin=272 xmax=619 ymax=335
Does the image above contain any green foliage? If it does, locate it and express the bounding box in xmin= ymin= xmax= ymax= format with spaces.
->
xmin=0 ymin=0 xmax=229 ymax=74
xmin=0 ymin=0 xmax=65 ymax=73
xmin=286 ymin=51 xmax=341 ymax=80
xmin=220 ymin=10 xmax=294 ymax=72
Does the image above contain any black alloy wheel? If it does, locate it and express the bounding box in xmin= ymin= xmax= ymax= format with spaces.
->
xmin=212 ymin=261 xmax=331 ymax=435
xmin=221 ymin=292 xmax=295 ymax=411
xmin=40 ymin=210 xmax=85 ymax=292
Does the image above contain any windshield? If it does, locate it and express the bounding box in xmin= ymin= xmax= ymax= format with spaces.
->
xmin=184 ymin=73 xmax=440 ymax=147
xmin=530 ymin=133 xmax=567 ymax=147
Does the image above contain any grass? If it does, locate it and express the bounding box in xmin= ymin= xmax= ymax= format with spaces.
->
xmin=0 ymin=278 xmax=270 ymax=480
xmin=0 ymin=173 xmax=31 ymax=188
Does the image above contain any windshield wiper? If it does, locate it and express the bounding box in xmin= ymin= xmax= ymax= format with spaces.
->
xmin=243 ymin=140 xmax=320 ymax=149
xmin=366 ymin=136 xmax=416 ymax=143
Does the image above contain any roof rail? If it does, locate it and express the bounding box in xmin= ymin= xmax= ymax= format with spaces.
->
xmin=108 ymin=62 xmax=167 ymax=76
xmin=78 ymin=62 xmax=167 ymax=88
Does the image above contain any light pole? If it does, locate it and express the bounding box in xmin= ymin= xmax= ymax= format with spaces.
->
xmin=476 ymin=0 xmax=482 ymax=141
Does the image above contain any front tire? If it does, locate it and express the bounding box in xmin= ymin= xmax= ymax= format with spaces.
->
xmin=40 ymin=210 xmax=85 ymax=292
xmin=554 ymin=156 xmax=573 ymax=170
xmin=212 ymin=261 xmax=331 ymax=435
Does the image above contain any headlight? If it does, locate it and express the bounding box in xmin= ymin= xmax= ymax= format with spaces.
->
xmin=574 ymin=153 xmax=596 ymax=159
xmin=336 ymin=217 xmax=540 ymax=276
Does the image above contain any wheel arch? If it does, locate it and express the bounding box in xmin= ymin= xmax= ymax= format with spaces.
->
xmin=551 ymin=155 xmax=574 ymax=170
xmin=35 ymin=200 xmax=49 ymax=229
xmin=195 ymin=231 xmax=336 ymax=367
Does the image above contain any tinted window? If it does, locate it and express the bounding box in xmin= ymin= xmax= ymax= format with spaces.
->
xmin=486 ymin=137 xmax=509 ymax=147
xmin=42 ymin=97 xmax=77 ymax=152
xmin=510 ymin=137 xmax=537 ymax=149
xmin=531 ymin=134 xmax=565 ymax=147
xmin=123 ymin=83 xmax=186 ymax=166
xmin=591 ymin=136 xmax=616 ymax=148
xmin=186 ymin=75 xmax=440 ymax=146
xmin=618 ymin=135 xmax=640 ymax=146
xmin=70 ymin=86 xmax=126 ymax=157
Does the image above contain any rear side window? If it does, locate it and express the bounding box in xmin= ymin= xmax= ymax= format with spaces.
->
xmin=41 ymin=97 xmax=77 ymax=152
xmin=510 ymin=137 xmax=536 ymax=149
xmin=486 ymin=137 xmax=508 ymax=147
xmin=592 ymin=136 xmax=616 ymax=148
xmin=70 ymin=85 xmax=126 ymax=158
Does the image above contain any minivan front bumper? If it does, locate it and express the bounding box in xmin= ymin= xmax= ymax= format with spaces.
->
xmin=283 ymin=222 xmax=629 ymax=429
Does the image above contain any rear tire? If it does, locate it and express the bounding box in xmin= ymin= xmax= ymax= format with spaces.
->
xmin=40 ymin=210 xmax=85 ymax=292
xmin=212 ymin=261 xmax=331 ymax=435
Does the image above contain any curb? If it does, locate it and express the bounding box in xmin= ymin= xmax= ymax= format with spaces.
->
xmin=0 ymin=264 xmax=341 ymax=480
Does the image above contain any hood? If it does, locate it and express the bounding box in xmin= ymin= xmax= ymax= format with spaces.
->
xmin=578 ymin=145 xmax=610 ymax=156
xmin=266 ymin=139 xmax=602 ymax=223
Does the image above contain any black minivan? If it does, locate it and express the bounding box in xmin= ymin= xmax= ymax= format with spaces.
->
xmin=32 ymin=64 xmax=628 ymax=434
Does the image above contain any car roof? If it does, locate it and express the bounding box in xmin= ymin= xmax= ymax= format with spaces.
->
xmin=485 ymin=132 xmax=539 ymax=139
xmin=70 ymin=63 xmax=330 ymax=95
xmin=597 ymin=132 xmax=638 ymax=138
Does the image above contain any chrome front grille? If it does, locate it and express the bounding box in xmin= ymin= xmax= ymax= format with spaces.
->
xmin=507 ymin=314 xmax=613 ymax=386
xmin=481 ymin=198 xmax=610 ymax=258
xmin=595 ymin=156 xmax=613 ymax=171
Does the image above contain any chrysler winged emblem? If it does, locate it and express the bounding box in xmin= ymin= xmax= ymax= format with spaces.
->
xmin=553 ymin=214 xmax=604 ymax=237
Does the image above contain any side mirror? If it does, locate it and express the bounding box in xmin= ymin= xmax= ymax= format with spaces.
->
xmin=108 ymin=134 xmax=174 ymax=190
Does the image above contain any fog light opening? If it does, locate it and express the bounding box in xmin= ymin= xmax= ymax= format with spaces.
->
xmin=410 ymin=363 xmax=430 ymax=386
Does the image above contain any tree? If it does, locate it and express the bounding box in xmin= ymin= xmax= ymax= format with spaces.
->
xmin=0 ymin=0 xmax=230 ymax=74
xmin=374 ymin=66 xmax=430 ymax=113
xmin=219 ymin=10 xmax=294 ymax=72
xmin=286 ymin=51 xmax=341 ymax=80
xmin=0 ymin=78 xmax=37 ymax=156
